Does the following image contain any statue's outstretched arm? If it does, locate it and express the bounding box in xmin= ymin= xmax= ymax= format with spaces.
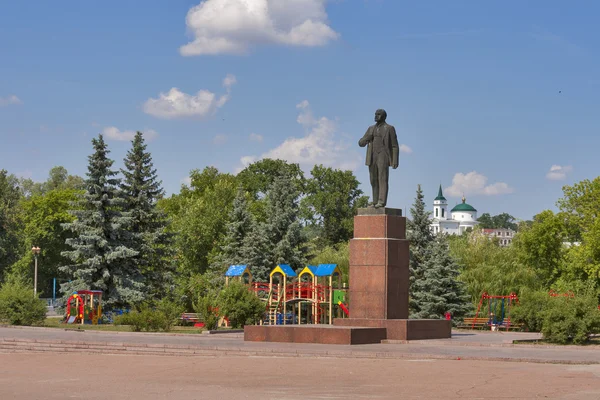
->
xmin=358 ymin=128 xmax=373 ymax=147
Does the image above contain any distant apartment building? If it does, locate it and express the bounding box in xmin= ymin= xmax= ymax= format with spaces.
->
xmin=482 ymin=228 xmax=516 ymax=246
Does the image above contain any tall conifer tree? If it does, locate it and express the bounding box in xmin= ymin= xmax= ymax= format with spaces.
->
xmin=407 ymin=184 xmax=434 ymax=316
xmin=210 ymin=186 xmax=255 ymax=273
xmin=61 ymin=135 xmax=143 ymax=308
xmin=410 ymin=235 xmax=471 ymax=320
xmin=120 ymin=132 xmax=174 ymax=299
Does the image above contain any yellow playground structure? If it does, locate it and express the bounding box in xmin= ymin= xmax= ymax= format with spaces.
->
xmin=225 ymin=263 xmax=349 ymax=325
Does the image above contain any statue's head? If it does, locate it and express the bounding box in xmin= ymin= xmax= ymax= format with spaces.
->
xmin=374 ymin=109 xmax=387 ymax=123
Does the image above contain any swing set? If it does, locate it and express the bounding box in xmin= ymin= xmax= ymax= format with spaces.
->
xmin=472 ymin=292 xmax=519 ymax=331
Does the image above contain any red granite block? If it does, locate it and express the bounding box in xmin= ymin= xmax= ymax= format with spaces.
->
xmin=349 ymin=239 xmax=387 ymax=266
xmin=292 ymin=326 xmax=318 ymax=344
xmin=244 ymin=325 xmax=267 ymax=342
xmin=318 ymin=327 xmax=350 ymax=345
xmin=266 ymin=326 xmax=294 ymax=343
xmin=404 ymin=320 xmax=451 ymax=340
xmin=349 ymin=265 xmax=387 ymax=293
xmin=354 ymin=215 xmax=406 ymax=240
xmin=351 ymin=328 xmax=387 ymax=344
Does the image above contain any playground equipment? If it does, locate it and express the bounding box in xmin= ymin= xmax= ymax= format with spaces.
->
xmin=225 ymin=264 xmax=252 ymax=286
xmin=473 ymin=292 xmax=519 ymax=331
xmin=241 ymin=263 xmax=348 ymax=325
xmin=65 ymin=290 xmax=103 ymax=325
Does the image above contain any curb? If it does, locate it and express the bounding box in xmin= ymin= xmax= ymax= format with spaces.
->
xmin=1 ymin=338 xmax=598 ymax=365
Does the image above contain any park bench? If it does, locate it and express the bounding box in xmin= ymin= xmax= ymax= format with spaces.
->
xmin=180 ymin=313 xmax=205 ymax=327
xmin=460 ymin=317 xmax=489 ymax=329
xmin=458 ymin=317 xmax=524 ymax=331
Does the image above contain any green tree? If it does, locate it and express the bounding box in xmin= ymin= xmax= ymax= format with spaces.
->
xmin=0 ymin=170 xmax=23 ymax=281
xmin=0 ymin=275 xmax=47 ymax=326
xmin=217 ymin=281 xmax=265 ymax=328
xmin=210 ymin=186 xmax=255 ymax=274
xmin=18 ymin=166 xmax=84 ymax=198
xmin=9 ymin=188 xmax=80 ymax=295
xmin=244 ymin=176 xmax=306 ymax=281
xmin=160 ymin=167 xmax=237 ymax=276
xmin=449 ymin=229 xmax=539 ymax=305
xmin=120 ymin=132 xmax=174 ymax=300
xmin=512 ymin=210 xmax=566 ymax=286
xmin=301 ymin=165 xmax=368 ymax=246
xmin=557 ymin=177 xmax=600 ymax=241
xmin=407 ymin=185 xmax=434 ymax=314
xmin=410 ymin=235 xmax=471 ymax=320
xmin=61 ymin=134 xmax=143 ymax=309
xmin=236 ymin=159 xmax=305 ymax=222
xmin=477 ymin=212 xmax=518 ymax=230
xmin=476 ymin=213 xmax=494 ymax=229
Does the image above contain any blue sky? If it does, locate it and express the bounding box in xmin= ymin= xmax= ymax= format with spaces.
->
xmin=1 ymin=0 xmax=599 ymax=220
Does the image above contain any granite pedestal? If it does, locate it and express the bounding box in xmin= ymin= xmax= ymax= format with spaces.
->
xmin=244 ymin=207 xmax=451 ymax=345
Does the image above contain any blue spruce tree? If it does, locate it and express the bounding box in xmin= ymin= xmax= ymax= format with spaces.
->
xmin=407 ymin=184 xmax=434 ymax=316
xmin=120 ymin=132 xmax=174 ymax=300
xmin=410 ymin=235 xmax=471 ymax=321
xmin=61 ymin=134 xmax=144 ymax=309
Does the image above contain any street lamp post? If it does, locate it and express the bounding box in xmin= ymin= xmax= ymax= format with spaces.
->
xmin=32 ymin=246 xmax=41 ymax=297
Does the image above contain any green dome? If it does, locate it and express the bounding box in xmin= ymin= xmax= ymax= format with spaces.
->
xmin=451 ymin=196 xmax=477 ymax=212
xmin=451 ymin=203 xmax=477 ymax=212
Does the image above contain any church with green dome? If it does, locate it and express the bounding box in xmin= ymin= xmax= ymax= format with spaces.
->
xmin=430 ymin=185 xmax=479 ymax=235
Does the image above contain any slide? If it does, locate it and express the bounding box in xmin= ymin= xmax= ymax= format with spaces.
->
xmin=66 ymin=316 xmax=76 ymax=324
xmin=338 ymin=301 xmax=349 ymax=317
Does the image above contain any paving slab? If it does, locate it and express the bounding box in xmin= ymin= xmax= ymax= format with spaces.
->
xmin=1 ymin=353 xmax=600 ymax=399
xmin=1 ymin=326 xmax=599 ymax=364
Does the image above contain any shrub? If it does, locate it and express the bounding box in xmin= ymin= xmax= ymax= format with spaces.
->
xmin=0 ymin=275 xmax=47 ymax=326
xmin=217 ymin=281 xmax=265 ymax=328
xmin=114 ymin=301 xmax=183 ymax=332
xmin=511 ymin=289 xmax=600 ymax=344
xmin=510 ymin=290 xmax=550 ymax=332
xmin=156 ymin=299 xmax=184 ymax=332
xmin=541 ymin=294 xmax=600 ymax=344
xmin=114 ymin=309 xmax=146 ymax=332
xmin=194 ymin=293 xmax=219 ymax=331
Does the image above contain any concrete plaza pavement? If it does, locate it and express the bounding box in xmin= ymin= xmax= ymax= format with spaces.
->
xmin=1 ymin=353 xmax=600 ymax=399
xmin=1 ymin=326 xmax=600 ymax=364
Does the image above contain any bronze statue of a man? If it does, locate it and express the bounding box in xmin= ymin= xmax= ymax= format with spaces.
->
xmin=358 ymin=109 xmax=399 ymax=208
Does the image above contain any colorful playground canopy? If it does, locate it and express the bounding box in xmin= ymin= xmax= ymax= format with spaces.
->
xmin=225 ymin=264 xmax=251 ymax=277
xmin=315 ymin=264 xmax=341 ymax=277
xmin=298 ymin=265 xmax=318 ymax=278
xmin=270 ymin=264 xmax=297 ymax=278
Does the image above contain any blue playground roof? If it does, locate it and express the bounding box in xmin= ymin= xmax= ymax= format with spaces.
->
xmin=315 ymin=264 xmax=340 ymax=277
xmin=276 ymin=264 xmax=297 ymax=277
xmin=225 ymin=265 xmax=249 ymax=277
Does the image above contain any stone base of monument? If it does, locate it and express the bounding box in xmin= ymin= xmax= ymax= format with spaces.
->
xmin=244 ymin=319 xmax=449 ymax=345
xmin=244 ymin=208 xmax=452 ymax=345
xmin=333 ymin=318 xmax=451 ymax=341
xmin=244 ymin=324 xmax=387 ymax=345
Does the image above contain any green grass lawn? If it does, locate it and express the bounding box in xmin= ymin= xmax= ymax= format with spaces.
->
xmin=44 ymin=317 xmax=205 ymax=334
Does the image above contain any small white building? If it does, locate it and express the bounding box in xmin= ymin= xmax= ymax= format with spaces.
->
xmin=430 ymin=185 xmax=479 ymax=235
xmin=482 ymin=228 xmax=516 ymax=246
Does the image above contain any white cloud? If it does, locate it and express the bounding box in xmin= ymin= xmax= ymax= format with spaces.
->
xmin=102 ymin=127 xmax=158 ymax=142
xmin=0 ymin=95 xmax=22 ymax=106
xmin=249 ymin=133 xmax=264 ymax=142
xmin=143 ymin=74 xmax=236 ymax=119
xmin=399 ymin=144 xmax=412 ymax=154
xmin=546 ymin=165 xmax=573 ymax=181
xmin=181 ymin=176 xmax=192 ymax=186
xmin=238 ymin=100 xmax=360 ymax=172
xmin=445 ymin=171 xmax=514 ymax=197
xmin=213 ymin=134 xmax=228 ymax=145
xmin=180 ymin=0 xmax=339 ymax=56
